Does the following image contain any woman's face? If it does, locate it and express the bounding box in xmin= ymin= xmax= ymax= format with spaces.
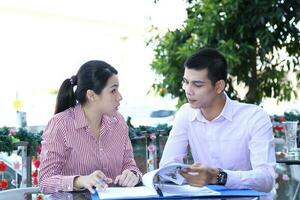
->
xmin=92 ymin=74 xmax=123 ymax=115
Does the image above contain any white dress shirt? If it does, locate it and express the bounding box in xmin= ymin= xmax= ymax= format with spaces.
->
xmin=160 ymin=94 xmax=276 ymax=199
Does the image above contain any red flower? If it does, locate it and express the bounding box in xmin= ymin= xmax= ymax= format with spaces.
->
xmin=149 ymin=134 xmax=156 ymax=140
xmin=12 ymin=162 xmax=21 ymax=170
xmin=33 ymin=160 xmax=40 ymax=168
xmin=36 ymin=194 xmax=44 ymax=200
xmin=35 ymin=145 xmax=42 ymax=154
xmin=0 ymin=179 xmax=8 ymax=190
xmin=0 ymin=161 xmax=7 ymax=172
xmin=274 ymin=125 xmax=284 ymax=131
xmin=32 ymin=170 xmax=38 ymax=178
xmin=279 ymin=116 xmax=285 ymax=122
xmin=147 ymin=144 xmax=156 ymax=153
xmin=32 ymin=177 xmax=38 ymax=185
xmin=9 ymin=129 xmax=16 ymax=135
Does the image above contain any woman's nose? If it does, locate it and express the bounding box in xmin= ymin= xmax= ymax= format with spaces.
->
xmin=117 ymin=91 xmax=123 ymax=101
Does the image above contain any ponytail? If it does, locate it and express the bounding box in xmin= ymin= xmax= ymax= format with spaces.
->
xmin=54 ymin=76 xmax=77 ymax=114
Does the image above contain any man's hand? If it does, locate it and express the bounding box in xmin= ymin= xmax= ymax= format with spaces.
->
xmin=180 ymin=163 xmax=219 ymax=187
xmin=114 ymin=169 xmax=140 ymax=187
xmin=74 ymin=170 xmax=113 ymax=193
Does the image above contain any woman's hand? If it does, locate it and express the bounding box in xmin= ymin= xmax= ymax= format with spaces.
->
xmin=180 ymin=163 xmax=218 ymax=187
xmin=114 ymin=169 xmax=140 ymax=187
xmin=74 ymin=170 xmax=112 ymax=193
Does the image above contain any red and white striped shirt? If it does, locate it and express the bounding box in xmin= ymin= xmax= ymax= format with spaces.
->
xmin=39 ymin=104 xmax=141 ymax=194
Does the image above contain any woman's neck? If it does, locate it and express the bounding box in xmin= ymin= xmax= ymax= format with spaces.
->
xmin=82 ymin=103 xmax=103 ymax=137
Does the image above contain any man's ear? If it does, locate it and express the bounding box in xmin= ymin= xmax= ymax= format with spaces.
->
xmin=215 ymin=80 xmax=225 ymax=94
xmin=86 ymin=89 xmax=96 ymax=102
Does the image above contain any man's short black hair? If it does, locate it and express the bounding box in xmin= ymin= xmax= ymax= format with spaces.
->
xmin=184 ymin=48 xmax=227 ymax=86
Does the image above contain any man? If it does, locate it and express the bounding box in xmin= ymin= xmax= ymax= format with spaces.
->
xmin=159 ymin=48 xmax=275 ymax=198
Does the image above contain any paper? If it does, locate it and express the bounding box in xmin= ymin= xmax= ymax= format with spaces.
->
xmin=157 ymin=163 xmax=190 ymax=185
xmin=97 ymin=186 xmax=157 ymax=199
xmin=161 ymin=184 xmax=220 ymax=197
xmin=97 ymin=163 xmax=220 ymax=199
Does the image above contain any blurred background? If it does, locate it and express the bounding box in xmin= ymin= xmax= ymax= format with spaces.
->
xmin=0 ymin=0 xmax=299 ymax=128
xmin=0 ymin=1 xmax=300 ymax=199
xmin=0 ymin=0 xmax=186 ymax=128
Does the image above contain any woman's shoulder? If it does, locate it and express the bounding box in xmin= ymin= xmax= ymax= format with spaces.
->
xmin=46 ymin=108 xmax=75 ymax=129
xmin=105 ymin=111 xmax=127 ymax=130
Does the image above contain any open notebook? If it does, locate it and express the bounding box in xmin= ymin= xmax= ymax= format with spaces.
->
xmin=97 ymin=163 xmax=220 ymax=199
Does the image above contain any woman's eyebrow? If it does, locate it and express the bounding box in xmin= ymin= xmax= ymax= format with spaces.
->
xmin=109 ymin=83 xmax=119 ymax=88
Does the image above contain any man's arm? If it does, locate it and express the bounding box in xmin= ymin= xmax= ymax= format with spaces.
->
xmin=159 ymin=105 xmax=190 ymax=168
xmin=224 ymin=108 xmax=276 ymax=192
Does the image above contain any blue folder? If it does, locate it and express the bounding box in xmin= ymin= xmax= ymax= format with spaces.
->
xmin=92 ymin=185 xmax=265 ymax=200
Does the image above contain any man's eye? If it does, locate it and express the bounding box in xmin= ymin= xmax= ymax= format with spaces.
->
xmin=194 ymin=84 xmax=203 ymax=88
xmin=111 ymin=89 xmax=116 ymax=93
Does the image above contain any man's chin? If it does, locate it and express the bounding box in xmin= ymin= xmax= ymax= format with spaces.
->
xmin=189 ymin=103 xmax=200 ymax=109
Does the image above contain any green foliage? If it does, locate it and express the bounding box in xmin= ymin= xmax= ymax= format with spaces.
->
xmin=126 ymin=117 xmax=172 ymax=139
xmin=150 ymin=0 xmax=300 ymax=105
xmin=0 ymin=127 xmax=42 ymax=156
xmin=0 ymin=127 xmax=15 ymax=154
xmin=284 ymin=110 xmax=300 ymax=123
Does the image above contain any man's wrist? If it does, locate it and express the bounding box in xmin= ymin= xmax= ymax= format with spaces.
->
xmin=216 ymin=168 xmax=227 ymax=185
xmin=208 ymin=168 xmax=219 ymax=184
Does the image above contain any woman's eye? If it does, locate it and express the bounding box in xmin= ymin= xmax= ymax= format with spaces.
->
xmin=111 ymin=89 xmax=116 ymax=93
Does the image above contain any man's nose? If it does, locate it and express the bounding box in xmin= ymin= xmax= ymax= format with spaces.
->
xmin=184 ymin=83 xmax=193 ymax=95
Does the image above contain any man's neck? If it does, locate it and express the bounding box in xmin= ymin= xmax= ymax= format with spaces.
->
xmin=201 ymin=93 xmax=226 ymax=121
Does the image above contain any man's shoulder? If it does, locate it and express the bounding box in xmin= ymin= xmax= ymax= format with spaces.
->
xmin=232 ymin=100 xmax=269 ymax=119
xmin=172 ymin=103 xmax=194 ymax=123
xmin=177 ymin=103 xmax=195 ymax=115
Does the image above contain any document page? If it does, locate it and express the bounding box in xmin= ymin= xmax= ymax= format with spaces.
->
xmin=161 ymin=184 xmax=220 ymax=197
xmin=97 ymin=186 xmax=157 ymax=199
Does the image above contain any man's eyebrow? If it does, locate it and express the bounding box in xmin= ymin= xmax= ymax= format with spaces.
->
xmin=183 ymin=77 xmax=205 ymax=84
xmin=192 ymin=80 xmax=205 ymax=84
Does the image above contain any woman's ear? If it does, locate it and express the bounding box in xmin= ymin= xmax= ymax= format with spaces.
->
xmin=86 ymin=89 xmax=96 ymax=102
xmin=215 ymin=80 xmax=225 ymax=94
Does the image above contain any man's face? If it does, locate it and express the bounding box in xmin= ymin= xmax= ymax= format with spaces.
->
xmin=182 ymin=68 xmax=219 ymax=109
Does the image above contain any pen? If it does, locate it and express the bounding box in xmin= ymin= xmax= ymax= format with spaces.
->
xmin=96 ymin=178 xmax=104 ymax=184
xmin=155 ymin=185 xmax=163 ymax=197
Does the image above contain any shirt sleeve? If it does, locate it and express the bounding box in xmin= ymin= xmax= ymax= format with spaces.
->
xmin=39 ymin=116 xmax=78 ymax=194
xmin=159 ymin=105 xmax=190 ymax=167
xmin=224 ymin=108 xmax=276 ymax=193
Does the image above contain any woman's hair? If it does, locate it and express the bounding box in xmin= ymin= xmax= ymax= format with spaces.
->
xmin=54 ymin=60 xmax=118 ymax=114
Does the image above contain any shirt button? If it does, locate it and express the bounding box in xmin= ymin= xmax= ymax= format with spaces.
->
xmin=100 ymin=148 xmax=103 ymax=151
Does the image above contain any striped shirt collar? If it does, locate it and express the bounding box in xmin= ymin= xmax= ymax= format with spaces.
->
xmin=74 ymin=104 xmax=118 ymax=130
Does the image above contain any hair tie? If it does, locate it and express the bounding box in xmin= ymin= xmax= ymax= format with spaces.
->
xmin=70 ymin=75 xmax=77 ymax=86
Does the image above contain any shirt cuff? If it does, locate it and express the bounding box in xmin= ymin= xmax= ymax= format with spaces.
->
xmin=224 ymin=170 xmax=241 ymax=189
xmin=62 ymin=175 xmax=78 ymax=191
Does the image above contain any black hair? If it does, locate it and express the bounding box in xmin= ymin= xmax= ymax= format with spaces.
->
xmin=54 ymin=60 xmax=118 ymax=114
xmin=184 ymin=48 xmax=227 ymax=86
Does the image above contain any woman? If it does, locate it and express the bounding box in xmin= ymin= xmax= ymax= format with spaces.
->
xmin=39 ymin=60 xmax=141 ymax=194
